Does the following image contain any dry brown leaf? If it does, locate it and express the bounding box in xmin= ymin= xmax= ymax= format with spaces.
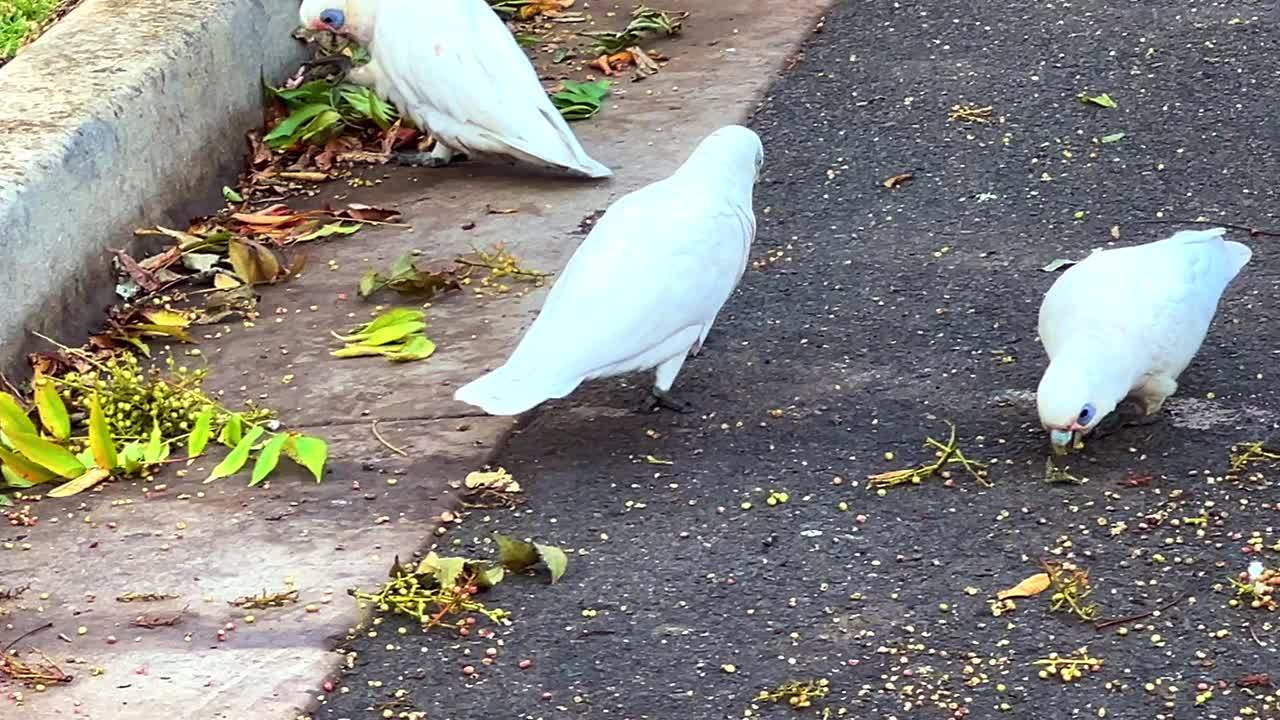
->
xmin=996 ymin=572 xmax=1052 ymax=600
xmin=883 ymin=172 xmax=914 ymax=189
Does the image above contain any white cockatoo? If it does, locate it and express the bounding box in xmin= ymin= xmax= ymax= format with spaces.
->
xmin=298 ymin=0 xmax=612 ymax=178
xmin=1036 ymin=227 xmax=1251 ymax=453
xmin=453 ymin=125 xmax=764 ymax=416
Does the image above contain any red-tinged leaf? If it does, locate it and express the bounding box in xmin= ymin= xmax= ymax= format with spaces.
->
xmin=0 ymin=447 xmax=58 ymax=485
xmin=114 ymin=251 xmax=163 ymax=292
xmin=339 ymin=205 xmax=402 ymax=223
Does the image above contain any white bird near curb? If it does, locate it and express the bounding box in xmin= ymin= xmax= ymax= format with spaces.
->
xmin=453 ymin=125 xmax=764 ymax=416
xmin=1036 ymin=226 xmax=1252 ymax=453
xmin=299 ymin=0 xmax=612 ymax=178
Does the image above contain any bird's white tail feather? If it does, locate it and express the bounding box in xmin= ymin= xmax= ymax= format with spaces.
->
xmin=1222 ymin=240 xmax=1253 ymax=277
xmin=453 ymin=364 xmax=581 ymax=416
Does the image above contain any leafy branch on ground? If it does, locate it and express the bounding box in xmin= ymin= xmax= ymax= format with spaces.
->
xmin=359 ymin=245 xmax=549 ymax=302
xmin=1032 ymin=648 xmax=1102 ymax=683
xmin=866 ymin=421 xmax=989 ymax=490
xmin=1 ymin=344 xmax=328 ymax=503
xmin=349 ymin=535 xmax=567 ymax=631
xmin=1041 ymin=559 xmax=1099 ymax=621
xmin=753 ymin=678 xmax=830 ymax=709
xmin=230 ymin=589 xmax=301 ymax=609
xmin=331 ymin=308 xmax=437 ymax=363
xmin=580 ymin=6 xmax=686 ymax=55
xmin=358 ymin=254 xmax=464 ymax=300
xmin=1226 ymin=440 xmax=1280 ymax=482
xmin=0 ymin=645 xmax=72 ymax=689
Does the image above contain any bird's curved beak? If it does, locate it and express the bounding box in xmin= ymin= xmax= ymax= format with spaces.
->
xmin=1049 ymin=428 xmax=1075 ymax=455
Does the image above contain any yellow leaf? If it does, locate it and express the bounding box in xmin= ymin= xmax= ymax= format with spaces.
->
xmin=213 ymin=272 xmax=242 ymax=290
xmin=5 ymin=431 xmax=85 ymax=478
xmin=0 ymin=447 xmax=58 ymax=484
xmin=463 ymin=468 xmax=520 ymax=492
xmin=645 ymin=455 xmax=673 ymax=466
xmin=88 ymin=394 xmax=118 ymax=470
xmin=47 ymin=467 xmax=111 ymax=498
xmin=996 ymin=572 xmax=1052 ymax=600
xmin=140 ymin=308 xmax=193 ymax=328
xmin=32 ymin=376 xmax=71 ymax=440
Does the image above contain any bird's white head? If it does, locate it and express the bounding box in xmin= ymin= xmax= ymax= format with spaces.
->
xmin=1036 ymin=360 xmax=1116 ymax=455
xmin=299 ymin=0 xmax=378 ymax=45
xmin=684 ymin=125 xmax=765 ymax=184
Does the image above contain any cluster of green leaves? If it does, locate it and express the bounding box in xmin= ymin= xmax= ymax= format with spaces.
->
xmin=331 ymin=308 xmax=436 ymax=362
xmin=0 ymin=358 xmax=329 ymax=504
xmin=553 ymin=80 xmax=612 ymax=121
xmin=0 ymin=0 xmax=58 ymax=63
xmin=264 ymin=79 xmax=398 ymax=151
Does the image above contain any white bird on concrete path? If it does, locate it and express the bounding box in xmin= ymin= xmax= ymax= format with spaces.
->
xmin=453 ymin=125 xmax=764 ymax=416
xmin=1036 ymin=226 xmax=1251 ymax=454
xmin=298 ymin=0 xmax=612 ymax=178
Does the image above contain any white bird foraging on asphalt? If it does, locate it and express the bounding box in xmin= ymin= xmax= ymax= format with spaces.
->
xmin=1036 ymin=226 xmax=1251 ymax=454
xmin=298 ymin=0 xmax=612 ymax=178
xmin=453 ymin=125 xmax=764 ymax=416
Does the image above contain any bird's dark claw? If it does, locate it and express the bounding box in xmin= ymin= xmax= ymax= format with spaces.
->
xmin=393 ymin=150 xmax=452 ymax=168
xmin=641 ymin=389 xmax=693 ymax=415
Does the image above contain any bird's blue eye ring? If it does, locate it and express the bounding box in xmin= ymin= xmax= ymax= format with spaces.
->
xmin=1078 ymin=403 xmax=1096 ymax=425
xmin=320 ymin=9 xmax=345 ymax=28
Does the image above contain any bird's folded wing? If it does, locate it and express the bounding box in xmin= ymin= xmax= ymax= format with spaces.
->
xmin=377 ymin=0 xmax=586 ymax=156
xmin=509 ymin=197 xmax=754 ymax=376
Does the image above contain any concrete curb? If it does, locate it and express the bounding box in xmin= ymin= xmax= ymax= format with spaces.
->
xmin=0 ymin=0 xmax=307 ymax=378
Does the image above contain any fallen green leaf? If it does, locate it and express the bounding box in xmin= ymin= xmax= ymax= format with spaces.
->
xmin=5 ymin=432 xmax=85 ymax=479
xmin=285 ymin=434 xmax=328 ymax=482
xmin=205 ymin=426 xmax=266 ymax=483
xmin=250 ymin=432 xmax=289 ymax=486
xmin=188 ymin=407 xmax=215 ymax=457
xmin=1040 ymin=258 xmax=1078 ymax=272
xmin=1081 ymin=92 xmax=1117 ymax=109
xmin=144 ymin=421 xmax=171 ymax=464
xmin=0 ymin=392 xmax=37 ymax=437
xmin=535 ymin=543 xmax=568 ymax=583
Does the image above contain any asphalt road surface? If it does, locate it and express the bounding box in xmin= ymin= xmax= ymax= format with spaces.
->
xmin=319 ymin=2 xmax=1280 ymax=719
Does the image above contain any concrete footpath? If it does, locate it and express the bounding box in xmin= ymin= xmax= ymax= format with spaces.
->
xmin=0 ymin=2 xmax=830 ymax=718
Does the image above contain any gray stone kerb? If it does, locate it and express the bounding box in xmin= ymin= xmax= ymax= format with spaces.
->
xmin=0 ymin=0 xmax=307 ymax=379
